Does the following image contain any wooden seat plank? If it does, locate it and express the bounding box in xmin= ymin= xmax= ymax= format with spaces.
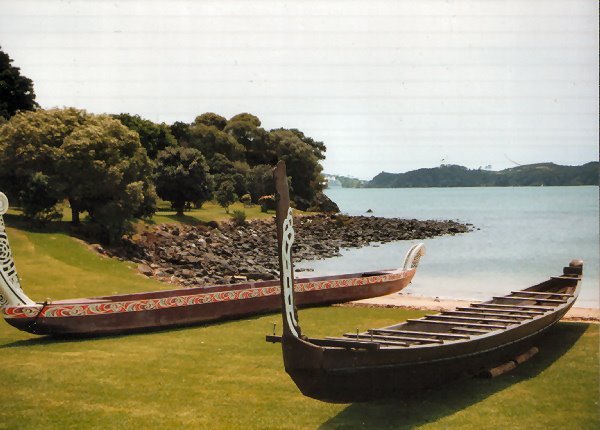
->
xmin=407 ymin=319 xmax=505 ymax=329
xmin=374 ymin=328 xmax=470 ymax=339
xmin=459 ymin=306 xmax=544 ymax=315
xmin=429 ymin=314 xmax=515 ymax=324
xmin=511 ymin=291 xmax=573 ymax=297
xmin=496 ymin=296 xmax=566 ymax=303
xmin=473 ymin=303 xmax=553 ymax=310
xmin=366 ymin=330 xmax=444 ymax=344
xmin=450 ymin=327 xmax=490 ymax=334
xmin=444 ymin=310 xmax=531 ymax=319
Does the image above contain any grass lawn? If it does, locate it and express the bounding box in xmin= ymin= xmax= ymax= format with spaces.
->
xmin=150 ymin=201 xmax=278 ymax=226
xmin=0 ymin=224 xmax=598 ymax=429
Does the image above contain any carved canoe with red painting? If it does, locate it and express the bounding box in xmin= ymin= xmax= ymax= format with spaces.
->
xmin=0 ymin=192 xmax=424 ymax=336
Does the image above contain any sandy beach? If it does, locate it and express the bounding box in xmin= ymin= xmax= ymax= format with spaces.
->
xmin=348 ymin=293 xmax=599 ymax=323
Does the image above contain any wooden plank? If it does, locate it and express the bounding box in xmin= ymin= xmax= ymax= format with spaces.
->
xmin=511 ymin=291 xmax=573 ymax=297
xmin=444 ymin=310 xmax=531 ymax=320
xmin=312 ymin=337 xmax=380 ymax=350
xmin=342 ymin=334 xmax=410 ymax=346
xmin=407 ymin=319 xmax=505 ymax=329
xmin=367 ymin=330 xmax=444 ymax=344
xmin=267 ymin=334 xmax=382 ymax=350
xmin=482 ymin=361 xmax=517 ymax=378
xmin=472 ymin=303 xmax=553 ymax=311
xmin=550 ymin=276 xmax=580 ymax=280
xmin=374 ymin=328 xmax=470 ymax=339
xmin=428 ymin=314 xmax=515 ymax=324
xmin=495 ymin=296 xmax=566 ymax=303
xmin=458 ymin=306 xmax=544 ymax=315
xmin=450 ymin=327 xmax=491 ymax=334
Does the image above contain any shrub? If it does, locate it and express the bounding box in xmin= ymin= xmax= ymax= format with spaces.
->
xmin=258 ymin=194 xmax=275 ymax=213
xmin=240 ymin=193 xmax=252 ymax=207
xmin=231 ymin=209 xmax=246 ymax=226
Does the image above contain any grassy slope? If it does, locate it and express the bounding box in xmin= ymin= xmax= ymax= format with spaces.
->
xmin=0 ymin=225 xmax=598 ymax=429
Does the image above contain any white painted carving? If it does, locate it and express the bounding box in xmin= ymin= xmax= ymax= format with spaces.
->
xmin=0 ymin=192 xmax=36 ymax=307
xmin=281 ymin=207 xmax=300 ymax=338
xmin=402 ymin=243 xmax=426 ymax=271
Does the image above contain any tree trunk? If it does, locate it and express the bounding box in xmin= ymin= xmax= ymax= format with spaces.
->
xmin=70 ymin=199 xmax=80 ymax=225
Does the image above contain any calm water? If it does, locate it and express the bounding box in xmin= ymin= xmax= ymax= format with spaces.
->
xmin=296 ymin=186 xmax=599 ymax=308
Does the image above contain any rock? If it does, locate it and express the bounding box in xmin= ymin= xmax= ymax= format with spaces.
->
xmin=366 ymin=209 xmax=373 ymax=213
xmin=308 ymin=192 xmax=340 ymax=213
xmin=138 ymin=264 xmax=153 ymax=276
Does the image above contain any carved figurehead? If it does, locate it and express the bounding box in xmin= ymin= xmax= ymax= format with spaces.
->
xmin=0 ymin=192 xmax=36 ymax=307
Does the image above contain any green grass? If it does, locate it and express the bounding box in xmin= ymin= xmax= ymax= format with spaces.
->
xmin=0 ymin=225 xmax=598 ymax=429
xmin=150 ymin=201 xmax=276 ymax=225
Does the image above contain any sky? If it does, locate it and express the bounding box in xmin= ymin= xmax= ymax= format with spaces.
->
xmin=0 ymin=0 xmax=597 ymax=179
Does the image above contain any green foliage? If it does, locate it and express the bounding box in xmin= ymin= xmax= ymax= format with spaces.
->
xmin=154 ymin=146 xmax=212 ymax=215
xmin=224 ymin=114 xmax=272 ymax=166
xmin=0 ymin=108 xmax=156 ymax=242
xmin=0 ymin=47 xmax=38 ymax=120
xmin=246 ymin=164 xmax=275 ymax=202
xmin=230 ymin=209 xmax=246 ymax=226
xmin=188 ymin=121 xmax=245 ymax=161
xmin=258 ymin=194 xmax=276 ymax=212
xmin=194 ymin=112 xmax=227 ymax=130
xmin=18 ymin=172 xmax=62 ymax=224
xmin=214 ymin=180 xmax=237 ymax=213
xmin=169 ymin=121 xmax=191 ymax=145
xmin=270 ymin=128 xmax=323 ymax=208
xmin=112 ymin=113 xmax=176 ymax=159
xmin=240 ymin=193 xmax=252 ymax=207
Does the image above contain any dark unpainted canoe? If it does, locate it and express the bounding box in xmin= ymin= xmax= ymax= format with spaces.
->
xmin=267 ymin=160 xmax=582 ymax=403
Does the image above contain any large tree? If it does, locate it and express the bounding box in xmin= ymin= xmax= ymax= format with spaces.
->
xmin=112 ymin=113 xmax=177 ymax=159
xmin=224 ymin=113 xmax=272 ymax=166
xmin=154 ymin=146 xmax=212 ymax=215
xmin=188 ymin=121 xmax=245 ymax=162
xmin=0 ymin=108 xmax=156 ymax=241
xmin=0 ymin=48 xmax=38 ymax=120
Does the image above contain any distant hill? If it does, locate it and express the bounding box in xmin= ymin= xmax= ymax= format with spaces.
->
xmin=366 ymin=162 xmax=599 ymax=188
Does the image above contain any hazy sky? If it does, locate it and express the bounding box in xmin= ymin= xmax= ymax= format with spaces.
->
xmin=0 ymin=0 xmax=597 ymax=179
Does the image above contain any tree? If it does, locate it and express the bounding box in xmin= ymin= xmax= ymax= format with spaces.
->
xmin=245 ymin=164 xmax=275 ymax=202
xmin=0 ymin=47 xmax=38 ymax=120
xmin=214 ymin=180 xmax=237 ymax=213
xmin=154 ymin=147 xmax=212 ymax=215
xmin=194 ymin=112 xmax=227 ymax=130
xmin=112 ymin=113 xmax=176 ymax=159
xmin=271 ymin=127 xmax=326 ymax=160
xmin=224 ymin=113 xmax=272 ymax=166
xmin=170 ymin=121 xmax=191 ymax=145
xmin=188 ymin=122 xmax=245 ymax=161
xmin=269 ymin=129 xmax=323 ymax=207
xmin=0 ymin=108 xmax=157 ymax=241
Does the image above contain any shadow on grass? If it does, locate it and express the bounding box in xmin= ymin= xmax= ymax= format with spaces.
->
xmin=319 ymin=322 xmax=589 ymax=430
xmin=158 ymin=213 xmax=207 ymax=226
xmin=3 ymin=213 xmax=72 ymax=234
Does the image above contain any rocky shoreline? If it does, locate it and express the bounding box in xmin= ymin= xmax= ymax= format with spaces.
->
xmin=103 ymin=214 xmax=473 ymax=287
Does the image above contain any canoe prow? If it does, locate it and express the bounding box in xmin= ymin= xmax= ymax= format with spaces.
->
xmin=0 ymin=192 xmax=37 ymax=308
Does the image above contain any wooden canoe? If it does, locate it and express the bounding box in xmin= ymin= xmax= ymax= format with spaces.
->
xmin=267 ymin=160 xmax=582 ymax=403
xmin=0 ymin=192 xmax=424 ymax=336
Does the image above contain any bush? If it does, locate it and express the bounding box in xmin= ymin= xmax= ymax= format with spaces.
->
xmin=231 ymin=209 xmax=247 ymax=226
xmin=240 ymin=193 xmax=252 ymax=207
xmin=258 ymin=194 xmax=276 ymax=213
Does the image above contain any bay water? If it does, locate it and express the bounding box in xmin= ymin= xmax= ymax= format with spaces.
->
xmin=296 ymin=186 xmax=599 ymax=308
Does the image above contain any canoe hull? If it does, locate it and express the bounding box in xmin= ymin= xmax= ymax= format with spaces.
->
xmin=3 ymin=269 xmax=415 ymax=336
xmin=283 ymin=304 xmax=570 ymax=403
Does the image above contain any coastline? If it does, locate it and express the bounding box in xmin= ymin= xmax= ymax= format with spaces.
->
xmin=342 ymin=292 xmax=600 ymax=323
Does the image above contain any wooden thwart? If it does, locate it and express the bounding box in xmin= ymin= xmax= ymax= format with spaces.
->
xmin=451 ymin=327 xmax=490 ymax=334
xmin=443 ymin=310 xmax=531 ymax=320
xmin=428 ymin=314 xmax=515 ymax=324
xmin=511 ymin=291 xmax=573 ymax=297
xmin=495 ymin=296 xmax=566 ymax=303
xmin=473 ymin=303 xmax=554 ymax=310
xmin=341 ymin=334 xmax=410 ymax=347
xmin=266 ymin=335 xmax=381 ymax=350
xmin=459 ymin=306 xmax=544 ymax=315
xmin=374 ymin=328 xmax=470 ymax=339
xmin=366 ymin=330 xmax=444 ymax=344
xmin=408 ymin=319 xmax=506 ymax=330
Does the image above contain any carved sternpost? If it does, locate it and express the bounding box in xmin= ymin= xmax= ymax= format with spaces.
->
xmin=0 ymin=192 xmax=36 ymax=306
xmin=274 ymin=161 xmax=301 ymax=338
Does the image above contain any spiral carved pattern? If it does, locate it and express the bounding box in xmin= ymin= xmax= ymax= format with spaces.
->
xmin=3 ymin=272 xmax=406 ymax=319
xmin=0 ymin=193 xmax=8 ymax=215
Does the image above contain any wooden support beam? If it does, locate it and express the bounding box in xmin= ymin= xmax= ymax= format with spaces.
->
xmin=458 ymin=306 xmax=544 ymax=315
xmin=407 ymin=319 xmax=505 ymax=330
xmin=472 ymin=303 xmax=553 ymax=311
xmin=313 ymin=337 xmax=380 ymax=350
xmin=450 ymin=327 xmax=490 ymax=334
xmin=495 ymin=296 xmax=566 ymax=303
xmin=342 ymin=334 xmax=411 ymax=346
xmin=367 ymin=330 xmax=444 ymax=344
xmin=444 ymin=310 xmax=531 ymax=320
xmin=374 ymin=328 xmax=470 ymax=339
xmin=511 ymin=291 xmax=573 ymax=297
xmin=428 ymin=314 xmax=515 ymax=324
